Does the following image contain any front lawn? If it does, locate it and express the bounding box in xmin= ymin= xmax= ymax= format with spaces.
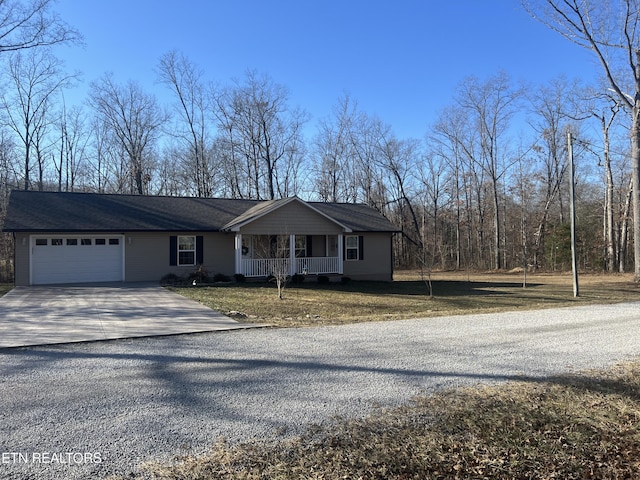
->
xmin=173 ymin=270 xmax=640 ymax=327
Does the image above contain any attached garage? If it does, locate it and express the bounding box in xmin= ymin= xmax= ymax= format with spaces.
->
xmin=30 ymin=235 xmax=124 ymax=285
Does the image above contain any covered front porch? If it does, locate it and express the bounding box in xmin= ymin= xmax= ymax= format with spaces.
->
xmin=234 ymin=234 xmax=344 ymax=277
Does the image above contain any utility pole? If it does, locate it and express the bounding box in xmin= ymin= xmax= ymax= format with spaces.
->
xmin=567 ymin=131 xmax=579 ymax=297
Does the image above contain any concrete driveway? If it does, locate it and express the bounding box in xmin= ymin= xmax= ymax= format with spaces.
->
xmin=0 ymin=283 xmax=262 ymax=348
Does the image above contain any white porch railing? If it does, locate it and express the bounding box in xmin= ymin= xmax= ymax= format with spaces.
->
xmin=296 ymin=256 xmax=340 ymax=275
xmin=241 ymin=258 xmax=289 ymax=277
xmin=241 ymin=257 xmax=340 ymax=277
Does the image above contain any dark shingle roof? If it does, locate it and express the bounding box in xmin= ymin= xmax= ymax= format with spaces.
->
xmin=3 ymin=191 xmax=400 ymax=233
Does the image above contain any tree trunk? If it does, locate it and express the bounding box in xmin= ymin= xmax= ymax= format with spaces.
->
xmin=604 ymin=122 xmax=616 ymax=272
xmin=632 ymin=106 xmax=640 ymax=281
xmin=619 ymin=176 xmax=633 ymax=272
xmin=492 ymin=180 xmax=501 ymax=269
xmin=632 ymin=59 xmax=640 ymax=281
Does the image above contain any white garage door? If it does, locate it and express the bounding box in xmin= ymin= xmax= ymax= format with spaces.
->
xmin=31 ymin=236 xmax=124 ymax=285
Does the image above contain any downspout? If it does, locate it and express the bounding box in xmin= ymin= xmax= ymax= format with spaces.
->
xmin=390 ymin=231 xmax=396 ymax=282
xmin=12 ymin=232 xmax=16 ymax=286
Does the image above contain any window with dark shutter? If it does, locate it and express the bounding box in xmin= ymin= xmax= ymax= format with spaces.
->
xmin=306 ymin=235 xmax=313 ymax=257
xmin=196 ymin=236 xmax=204 ymax=264
xmin=169 ymin=236 xmax=177 ymax=266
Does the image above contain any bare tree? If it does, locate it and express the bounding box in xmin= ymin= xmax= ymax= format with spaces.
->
xmin=157 ymin=50 xmax=213 ymax=197
xmin=431 ymin=105 xmax=475 ymax=269
xmin=212 ymin=70 xmax=308 ymax=200
xmin=55 ymin=103 xmax=88 ymax=191
xmin=590 ymin=100 xmax=622 ymax=271
xmin=419 ymin=148 xmax=451 ymax=269
xmin=0 ymin=130 xmax=16 ymax=281
xmin=375 ymin=130 xmax=422 ymax=266
xmin=88 ymin=73 xmax=167 ymax=195
xmin=313 ymin=93 xmax=359 ymax=202
xmin=86 ymin=116 xmax=121 ymax=193
xmin=456 ymin=72 xmax=522 ymax=270
xmin=526 ymin=77 xmax=576 ymax=269
xmin=0 ymin=0 xmax=80 ymax=53
xmin=525 ymin=0 xmax=640 ymax=279
xmin=0 ymin=48 xmax=74 ymax=190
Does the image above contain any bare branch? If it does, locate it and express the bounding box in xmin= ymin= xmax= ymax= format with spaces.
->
xmin=0 ymin=0 xmax=82 ymax=53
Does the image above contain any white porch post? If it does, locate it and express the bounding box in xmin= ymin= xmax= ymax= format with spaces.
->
xmin=337 ymin=234 xmax=344 ymax=274
xmin=234 ymin=233 xmax=242 ymax=274
xmin=289 ymin=234 xmax=296 ymax=275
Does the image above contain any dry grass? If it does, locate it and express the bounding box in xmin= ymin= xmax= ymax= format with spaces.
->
xmin=173 ymin=270 xmax=640 ymax=327
xmin=129 ymin=359 xmax=640 ymax=480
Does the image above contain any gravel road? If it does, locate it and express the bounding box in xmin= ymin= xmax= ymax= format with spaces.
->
xmin=1 ymin=302 xmax=640 ymax=479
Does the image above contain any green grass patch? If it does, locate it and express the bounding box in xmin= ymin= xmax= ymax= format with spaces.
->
xmin=0 ymin=283 xmax=13 ymax=297
xmin=128 ymin=360 xmax=640 ymax=480
xmin=172 ymin=271 xmax=640 ymax=327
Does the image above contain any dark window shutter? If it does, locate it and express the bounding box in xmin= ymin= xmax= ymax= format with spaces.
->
xmin=306 ymin=235 xmax=313 ymax=257
xmin=196 ymin=236 xmax=204 ymax=264
xmin=169 ymin=236 xmax=177 ymax=266
xmin=359 ymin=235 xmax=364 ymax=260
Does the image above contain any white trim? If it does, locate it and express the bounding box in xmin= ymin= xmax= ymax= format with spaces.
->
xmin=177 ymin=235 xmax=196 ymax=266
xmin=234 ymin=233 xmax=242 ymax=274
xmin=345 ymin=234 xmax=359 ymax=261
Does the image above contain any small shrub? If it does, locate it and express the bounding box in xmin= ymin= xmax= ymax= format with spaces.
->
xmin=291 ymin=273 xmax=305 ymax=284
xmin=213 ymin=273 xmax=231 ymax=282
xmin=317 ymin=275 xmax=330 ymax=285
xmin=234 ymin=273 xmax=246 ymax=283
xmin=188 ymin=265 xmax=209 ymax=284
xmin=341 ymin=276 xmax=351 ymax=285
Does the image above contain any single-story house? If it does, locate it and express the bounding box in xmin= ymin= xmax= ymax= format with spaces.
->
xmin=3 ymin=190 xmax=400 ymax=286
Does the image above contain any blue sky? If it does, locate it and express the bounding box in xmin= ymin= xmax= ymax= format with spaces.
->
xmin=53 ymin=0 xmax=599 ymax=140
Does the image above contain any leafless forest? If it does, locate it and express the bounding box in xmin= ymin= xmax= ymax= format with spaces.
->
xmin=0 ymin=0 xmax=638 ymax=282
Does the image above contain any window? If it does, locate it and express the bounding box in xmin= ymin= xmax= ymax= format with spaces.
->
xmin=252 ymin=235 xmax=289 ymax=259
xmin=35 ymin=239 xmax=47 ymax=246
xmin=66 ymin=238 xmax=78 ymax=246
xmin=95 ymin=239 xmax=106 ymax=245
xmin=178 ymin=236 xmax=196 ymax=266
xmin=346 ymin=235 xmax=359 ymax=260
xmin=51 ymin=238 xmax=63 ymax=246
xmin=109 ymin=238 xmax=120 ymax=245
xmin=81 ymin=238 xmax=92 ymax=246
xmin=295 ymin=236 xmax=307 ymax=258
xmin=327 ymin=235 xmax=338 ymax=257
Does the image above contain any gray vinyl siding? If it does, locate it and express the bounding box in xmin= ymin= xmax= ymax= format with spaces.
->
xmin=13 ymin=233 xmax=29 ymax=286
xmin=239 ymin=201 xmax=344 ymax=235
xmin=125 ymin=232 xmax=235 ymax=282
xmin=343 ymin=232 xmax=394 ymax=281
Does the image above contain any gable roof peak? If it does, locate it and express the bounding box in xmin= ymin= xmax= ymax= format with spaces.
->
xmin=221 ymin=196 xmax=352 ymax=232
